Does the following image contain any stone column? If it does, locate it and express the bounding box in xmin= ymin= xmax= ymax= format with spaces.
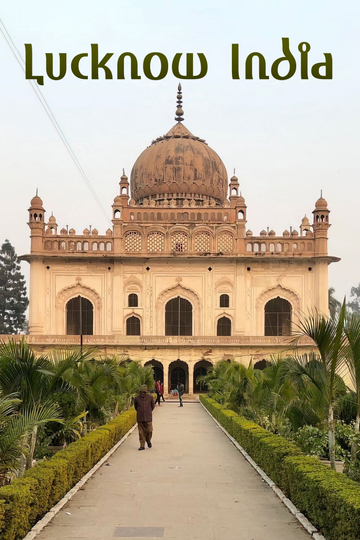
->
xmin=163 ymin=362 xmax=169 ymax=395
xmin=314 ymin=260 xmax=329 ymax=316
xmin=29 ymin=259 xmax=45 ymax=334
xmin=188 ymin=362 xmax=193 ymax=395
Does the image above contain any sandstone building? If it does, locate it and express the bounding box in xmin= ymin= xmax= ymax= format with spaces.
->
xmin=23 ymin=86 xmax=338 ymax=394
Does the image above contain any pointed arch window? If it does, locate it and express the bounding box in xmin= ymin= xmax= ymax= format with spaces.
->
xmin=217 ymin=316 xmax=231 ymax=336
xmin=165 ymin=296 xmax=192 ymax=336
xmin=264 ymin=297 xmax=291 ymax=336
xmin=66 ymin=296 xmax=93 ymax=335
xmin=126 ymin=316 xmax=141 ymax=335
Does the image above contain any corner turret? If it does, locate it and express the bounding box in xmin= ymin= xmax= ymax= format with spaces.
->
xmin=28 ymin=191 xmax=45 ymax=252
xmin=312 ymin=194 xmax=330 ymax=255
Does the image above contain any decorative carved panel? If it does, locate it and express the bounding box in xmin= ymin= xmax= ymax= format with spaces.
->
xmin=218 ymin=233 xmax=233 ymax=253
xmin=194 ymin=232 xmax=210 ymax=253
xmin=147 ymin=232 xmax=165 ymax=252
xmin=125 ymin=231 xmax=141 ymax=252
xmin=171 ymin=232 xmax=188 ymax=252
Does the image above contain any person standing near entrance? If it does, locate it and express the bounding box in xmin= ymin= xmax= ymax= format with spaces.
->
xmin=134 ymin=385 xmax=155 ymax=450
xmin=155 ymin=379 xmax=162 ymax=406
xmin=160 ymin=381 xmax=165 ymax=402
xmin=177 ymin=380 xmax=185 ymax=407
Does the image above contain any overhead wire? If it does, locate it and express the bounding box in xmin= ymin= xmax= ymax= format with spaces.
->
xmin=0 ymin=19 xmax=111 ymax=225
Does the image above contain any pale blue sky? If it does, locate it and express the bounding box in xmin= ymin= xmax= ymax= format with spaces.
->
xmin=1 ymin=0 xmax=359 ymax=303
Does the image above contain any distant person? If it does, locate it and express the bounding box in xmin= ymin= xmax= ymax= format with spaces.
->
xmin=160 ymin=381 xmax=165 ymax=402
xmin=177 ymin=380 xmax=185 ymax=407
xmin=134 ymin=385 xmax=155 ymax=450
xmin=155 ymin=379 xmax=162 ymax=406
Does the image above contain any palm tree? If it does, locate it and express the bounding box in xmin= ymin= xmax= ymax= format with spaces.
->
xmin=117 ymin=360 xmax=155 ymax=410
xmin=291 ymin=301 xmax=347 ymax=469
xmin=329 ymin=287 xmax=341 ymax=318
xmin=0 ymin=393 xmax=62 ymax=483
xmin=0 ymin=340 xmax=93 ymax=468
xmin=343 ymin=313 xmax=360 ymax=463
xmin=285 ymin=355 xmax=346 ymax=430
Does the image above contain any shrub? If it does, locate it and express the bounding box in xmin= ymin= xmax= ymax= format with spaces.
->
xmin=200 ymin=394 xmax=360 ymax=540
xmin=290 ymin=425 xmax=328 ymax=458
xmin=0 ymin=408 xmax=136 ymax=540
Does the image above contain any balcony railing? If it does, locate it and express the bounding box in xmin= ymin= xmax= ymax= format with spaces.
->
xmin=0 ymin=334 xmax=315 ymax=347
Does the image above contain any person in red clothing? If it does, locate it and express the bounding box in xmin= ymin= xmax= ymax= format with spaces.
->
xmin=155 ymin=380 xmax=162 ymax=406
xmin=134 ymin=385 xmax=155 ymax=450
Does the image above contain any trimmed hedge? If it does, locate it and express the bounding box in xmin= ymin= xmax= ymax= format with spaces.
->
xmin=200 ymin=395 xmax=360 ymax=540
xmin=0 ymin=408 xmax=136 ymax=540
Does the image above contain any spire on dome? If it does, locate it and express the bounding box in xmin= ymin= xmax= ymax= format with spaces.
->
xmin=175 ymin=83 xmax=184 ymax=123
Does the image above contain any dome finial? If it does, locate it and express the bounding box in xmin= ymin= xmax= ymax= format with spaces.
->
xmin=175 ymin=83 xmax=184 ymax=123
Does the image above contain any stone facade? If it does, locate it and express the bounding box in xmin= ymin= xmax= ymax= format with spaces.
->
xmin=19 ymin=87 xmax=339 ymax=394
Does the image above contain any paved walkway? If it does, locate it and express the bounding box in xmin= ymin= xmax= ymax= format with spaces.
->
xmin=37 ymin=403 xmax=312 ymax=540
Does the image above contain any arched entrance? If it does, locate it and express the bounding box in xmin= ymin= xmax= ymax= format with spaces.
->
xmin=254 ymin=359 xmax=270 ymax=371
xmin=145 ymin=359 xmax=164 ymax=384
xmin=168 ymin=360 xmax=189 ymax=393
xmin=66 ymin=296 xmax=93 ymax=335
xmin=193 ymin=360 xmax=212 ymax=393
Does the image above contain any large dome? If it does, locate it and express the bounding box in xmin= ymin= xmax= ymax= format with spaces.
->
xmin=130 ymin=86 xmax=228 ymax=204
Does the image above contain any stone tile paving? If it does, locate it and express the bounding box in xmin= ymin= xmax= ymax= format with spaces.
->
xmin=36 ymin=403 xmax=312 ymax=540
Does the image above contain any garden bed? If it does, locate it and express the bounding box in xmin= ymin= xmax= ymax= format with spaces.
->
xmin=0 ymin=408 xmax=136 ymax=540
xmin=200 ymin=394 xmax=360 ymax=540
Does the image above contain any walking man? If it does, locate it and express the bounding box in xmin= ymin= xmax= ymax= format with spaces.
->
xmin=134 ymin=384 xmax=155 ymax=450
xmin=177 ymin=380 xmax=185 ymax=407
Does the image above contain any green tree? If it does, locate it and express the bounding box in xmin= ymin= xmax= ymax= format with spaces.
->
xmin=343 ymin=313 xmax=360 ymax=465
xmin=0 ymin=240 xmax=29 ymax=334
xmin=348 ymin=283 xmax=360 ymax=315
xmin=291 ymin=301 xmax=347 ymax=470
xmin=0 ymin=392 xmax=61 ymax=484
xmin=0 ymin=340 xmax=92 ymax=468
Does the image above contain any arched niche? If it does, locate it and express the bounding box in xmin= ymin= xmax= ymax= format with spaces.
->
xmin=193 ymin=359 xmax=213 ymax=393
xmin=254 ymin=359 xmax=270 ymax=371
xmin=145 ymin=359 xmax=164 ymax=384
xmin=165 ymin=296 xmax=192 ymax=336
xmin=156 ymin=284 xmax=201 ymax=335
xmin=216 ymin=315 xmax=232 ymax=336
xmin=255 ymin=284 xmax=300 ymax=336
xmin=126 ymin=315 xmax=141 ymax=335
xmin=55 ymin=282 xmax=102 ymax=335
xmin=264 ymin=297 xmax=292 ymax=336
xmin=66 ymin=296 xmax=93 ymax=335
xmin=168 ymin=359 xmax=189 ymax=393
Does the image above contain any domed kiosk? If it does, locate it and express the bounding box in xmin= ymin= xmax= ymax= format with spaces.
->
xmin=130 ymin=84 xmax=228 ymax=206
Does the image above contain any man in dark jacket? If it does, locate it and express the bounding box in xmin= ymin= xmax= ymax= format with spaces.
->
xmin=177 ymin=381 xmax=185 ymax=407
xmin=134 ymin=384 xmax=155 ymax=450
